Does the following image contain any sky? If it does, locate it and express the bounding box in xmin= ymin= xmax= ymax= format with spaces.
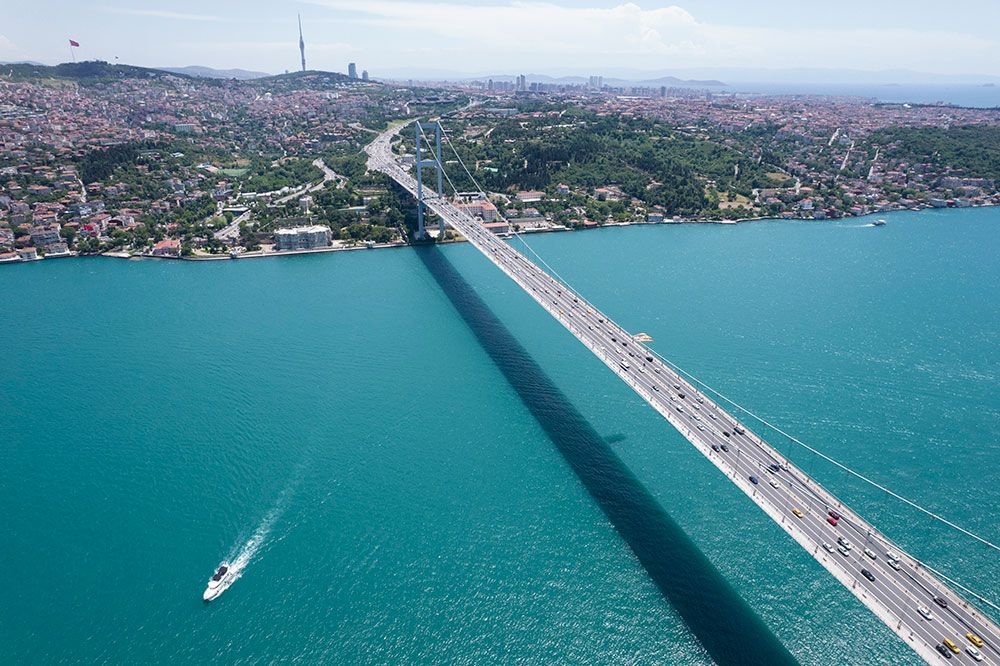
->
xmin=3 ymin=1 xmax=1000 ymax=80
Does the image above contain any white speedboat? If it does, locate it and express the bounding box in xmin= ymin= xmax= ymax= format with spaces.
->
xmin=873 ymin=218 xmax=887 ymax=226
xmin=203 ymin=563 xmax=235 ymax=602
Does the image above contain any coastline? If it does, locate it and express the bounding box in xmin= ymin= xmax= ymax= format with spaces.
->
xmin=4 ymin=202 xmax=996 ymax=266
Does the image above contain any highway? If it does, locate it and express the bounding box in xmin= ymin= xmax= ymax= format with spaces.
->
xmin=366 ymin=122 xmax=999 ymax=664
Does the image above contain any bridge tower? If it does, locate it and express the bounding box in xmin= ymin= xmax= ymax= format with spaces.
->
xmin=414 ymin=121 xmax=445 ymax=239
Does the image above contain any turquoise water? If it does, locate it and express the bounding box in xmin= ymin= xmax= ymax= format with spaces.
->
xmin=2 ymin=208 xmax=998 ymax=664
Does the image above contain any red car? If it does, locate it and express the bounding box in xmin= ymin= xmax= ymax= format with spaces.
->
xmin=826 ymin=517 xmax=839 ymax=527
xmin=828 ymin=510 xmax=842 ymax=521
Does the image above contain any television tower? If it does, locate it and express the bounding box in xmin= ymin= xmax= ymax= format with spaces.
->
xmin=298 ymin=14 xmax=306 ymax=72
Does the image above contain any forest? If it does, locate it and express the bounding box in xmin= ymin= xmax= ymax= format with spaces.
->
xmin=870 ymin=125 xmax=1000 ymax=183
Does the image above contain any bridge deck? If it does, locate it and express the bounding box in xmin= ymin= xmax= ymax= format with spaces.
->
xmin=367 ymin=126 xmax=999 ymax=664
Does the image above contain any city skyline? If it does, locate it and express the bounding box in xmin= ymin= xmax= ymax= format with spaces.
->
xmin=3 ymin=1 xmax=1000 ymax=79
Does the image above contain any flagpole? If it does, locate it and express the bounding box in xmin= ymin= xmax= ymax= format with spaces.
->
xmin=68 ymin=42 xmax=76 ymax=63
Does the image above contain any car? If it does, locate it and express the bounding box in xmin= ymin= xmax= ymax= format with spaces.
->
xmin=886 ymin=550 xmax=899 ymax=561
xmin=826 ymin=517 xmax=839 ymax=527
xmin=934 ymin=596 xmax=949 ymax=609
xmin=768 ymin=478 xmax=779 ymax=488
xmin=652 ymin=385 xmax=660 ymax=392
xmin=598 ymin=318 xmax=604 ymax=323
xmin=966 ymin=633 xmax=984 ymax=648
xmin=837 ymin=537 xmax=852 ymax=550
xmin=828 ymin=510 xmax=841 ymax=520
xmin=709 ymin=413 xmax=717 ymax=420
xmin=861 ymin=568 xmax=875 ymax=582
xmin=692 ymin=404 xmax=700 ymax=410
xmin=749 ymin=475 xmax=759 ymax=485
xmin=696 ymin=397 xmax=704 ymax=404
xmin=734 ymin=426 xmax=745 ymax=435
xmin=673 ymin=383 xmax=681 ymax=390
xmin=943 ymin=639 xmax=959 ymax=654
xmin=791 ymin=507 xmax=804 ymax=518
xmin=887 ymin=558 xmax=901 ymax=571
xmin=822 ymin=542 xmax=834 ymax=553
xmin=721 ymin=444 xmax=730 ymax=453
xmin=864 ymin=548 xmax=876 ymax=560
xmin=619 ymin=361 xmax=631 ymax=371
xmin=966 ymin=646 xmax=984 ymax=662
xmin=723 ymin=431 xmax=731 ymax=437
xmin=678 ymin=392 xmax=686 ymax=399
xmin=697 ymin=424 xmax=706 ymax=431
xmin=837 ymin=546 xmax=850 ymax=557
xmin=645 ymin=356 xmax=653 ymax=362
xmin=622 ymin=341 xmax=628 ymax=347
xmin=676 ymin=405 xmax=684 ymax=413
xmin=935 ymin=644 xmax=953 ymax=659
xmin=918 ymin=606 xmax=933 ymax=621
xmin=611 ymin=336 xmax=617 ymax=342
xmin=768 ymin=464 xmax=780 ymax=473
xmin=711 ymin=444 xmax=720 ymax=452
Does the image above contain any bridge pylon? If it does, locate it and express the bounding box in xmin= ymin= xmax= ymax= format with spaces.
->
xmin=415 ymin=121 xmax=445 ymax=239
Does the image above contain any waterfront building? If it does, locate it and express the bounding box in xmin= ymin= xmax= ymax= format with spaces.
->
xmin=30 ymin=223 xmax=62 ymax=247
xmin=274 ymin=225 xmax=332 ymax=250
xmin=151 ymin=239 xmax=181 ymax=257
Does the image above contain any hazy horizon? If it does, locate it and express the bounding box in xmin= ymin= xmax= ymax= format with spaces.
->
xmin=4 ymin=1 xmax=1000 ymax=81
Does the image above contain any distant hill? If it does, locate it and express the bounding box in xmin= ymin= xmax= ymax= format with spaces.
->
xmin=249 ymin=69 xmax=368 ymax=91
xmin=159 ymin=65 xmax=271 ymax=80
xmin=3 ymin=60 xmax=193 ymax=82
xmin=1 ymin=61 xmax=374 ymax=91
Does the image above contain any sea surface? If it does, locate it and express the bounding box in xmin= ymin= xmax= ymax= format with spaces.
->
xmin=2 ymin=207 xmax=998 ymax=664
xmin=724 ymin=82 xmax=1000 ymax=108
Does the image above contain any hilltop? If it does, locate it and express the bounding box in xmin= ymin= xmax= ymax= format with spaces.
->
xmin=158 ymin=65 xmax=271 ymax=80
xmin=2 ymin=60 xmax=194 ymax=83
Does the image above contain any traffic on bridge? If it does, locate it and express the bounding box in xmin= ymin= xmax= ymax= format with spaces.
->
xmin=366 ymin=121 xmax=999 ymax=664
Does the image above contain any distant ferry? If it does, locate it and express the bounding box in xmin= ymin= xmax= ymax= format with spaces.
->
xmin=873 ymin=219 xmax=887 ymax=226
xmin=203 ymin=563 xmax=235 ymax=602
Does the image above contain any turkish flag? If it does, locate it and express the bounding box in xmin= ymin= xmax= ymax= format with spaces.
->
xmin=69 ymin=39 xmax=80 ymax=47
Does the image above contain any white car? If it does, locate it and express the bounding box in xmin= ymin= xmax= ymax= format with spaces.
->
xmin=768 ymin=478 xmax=779 ymax=489
xmin=864 ymin=548 xmax=876 ymax=560
xmin=966 ymin=646 xmax=984 ymax=662
xmin=917 ymin=606 xmax=933 ymax=621
xmin=837 ymin=537 xmax=852 ymax=551
xmin=887 ymin=559 xmax=901 ymax=571
xmin=823 ymin=543 xmax=834 ymax=553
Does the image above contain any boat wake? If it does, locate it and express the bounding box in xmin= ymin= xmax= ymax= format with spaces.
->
xmin=203 ymin=477 xmax=299 ymax=602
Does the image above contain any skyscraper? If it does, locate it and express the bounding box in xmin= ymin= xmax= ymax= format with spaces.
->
xmin=298 ymin=14 xmax=306 ymax=72
xmin=348 ymin=63 xmax=358 ymax=79
xmin=361 ymin=70 xmax=369 ymax=82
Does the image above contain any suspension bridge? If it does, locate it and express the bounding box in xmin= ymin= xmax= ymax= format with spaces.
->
xmin=365 ymin=119 xmax=999 ymax=664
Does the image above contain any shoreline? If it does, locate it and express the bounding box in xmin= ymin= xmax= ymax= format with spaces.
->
xmin=4 ymin=202 xmax=997 ymax=266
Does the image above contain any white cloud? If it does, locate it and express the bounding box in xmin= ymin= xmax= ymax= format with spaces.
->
xmin=101 ymin=7 xmax=224 ymax=22
xmin=302 ymin=0 xmax=1000 ymax=74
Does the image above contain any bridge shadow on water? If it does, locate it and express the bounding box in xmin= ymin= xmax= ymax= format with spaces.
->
xmin=416 ymin=246 xmax=798 ymax=666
